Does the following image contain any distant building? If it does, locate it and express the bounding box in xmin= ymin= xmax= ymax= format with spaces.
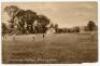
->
xmin=46 ymin=27 xmax=55 ymax=34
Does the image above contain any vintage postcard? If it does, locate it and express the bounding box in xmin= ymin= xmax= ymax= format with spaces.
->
xmin=1 ymin=2 xmax=98 ymax=64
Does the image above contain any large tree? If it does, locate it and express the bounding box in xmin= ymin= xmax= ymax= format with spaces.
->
xmin=4 ymin=5 xmax=38 ymax=34
xmin=4 ymin=5 xmax=50 ymax=35
xmin=13 ymin=9 xmax=26 ymax=34
xmin=4 ymin=5 xmax=20 ymax=17
xmin=4 ymin=5 xmax=20 ymax=34
xmin=87 ymin=20 xmax=96 ymax=31
xmin=35 ymin=15 xmax=50 ymax=38
xmin=13 ymin=10 xmax=38 ymax=34
xmin=24 ymin=10 xmax=38 ymax=33
xmin=37 ymin=15 xmax=50 ymax=33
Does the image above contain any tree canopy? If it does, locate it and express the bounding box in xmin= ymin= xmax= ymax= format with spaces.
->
xmin=87 ymin=20 xmax=97 ymax=31
xmin=4 ymin=5 xmax=50 ymax=34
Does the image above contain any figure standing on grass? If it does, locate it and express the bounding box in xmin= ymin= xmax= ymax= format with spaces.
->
xmin=43 ymin=33 xmax=45 ymax=38
xmin=42 ymin=26 xmax=46 ymax=39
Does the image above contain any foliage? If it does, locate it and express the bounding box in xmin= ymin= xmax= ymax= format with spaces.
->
xmin=4 ymin=5 xmax=50 ymax=34
xmin=87 ymin=21 xmax=97 ymax=31
xmin=2 ymin=23 xmax=7 ymax=35
xmin=4 ymin=5 xmax=97 ymax=35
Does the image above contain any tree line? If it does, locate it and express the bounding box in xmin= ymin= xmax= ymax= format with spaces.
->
xmin=2 ymin=5 xmax=97 ymax=36
xmin=55 ymin=20 xmax=97 ymax=33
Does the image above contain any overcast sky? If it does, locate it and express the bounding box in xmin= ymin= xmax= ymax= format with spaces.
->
xmin=2 ymin=2 xmax=97 ymax=28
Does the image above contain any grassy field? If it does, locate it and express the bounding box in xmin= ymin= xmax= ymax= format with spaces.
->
xmin=2 ymin=32 xmax=98 ymax=64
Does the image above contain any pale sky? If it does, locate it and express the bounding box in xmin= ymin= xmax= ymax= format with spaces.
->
xmin=2 ymin=2 xmax=97 ymax=28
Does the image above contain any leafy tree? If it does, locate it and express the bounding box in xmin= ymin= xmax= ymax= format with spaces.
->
xmin=2 ymin=23 xmax=7 ymax=36
xmin=4 ymin=5 xmax=19 ymax=17
xmin=49 ymin=24 xmax=55 ymax=28
xmin=10 ymin=9 xmax=38 ymax=34
xmin=36 ymin=15 xmax=50 ymax=38
xmin=4 ymin=5 xmax=20 ymax=34
xmin=54 ymin=24 xmax=59 ymax=33
xmin=87 ymin=20 xmax=96 ymax=31
xmin=24 ymin=10 xmax=38 ymax=33
xmin=4 ymin=5 xmax=50 ymax=35
xmin=37 ymin=15 xmax=50 ymax=33
xmin=73 ymin=26 xmax=80 ymax=32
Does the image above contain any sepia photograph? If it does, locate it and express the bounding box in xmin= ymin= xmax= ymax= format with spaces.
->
xmin=1 ymin=2 xmax=98 ymax=64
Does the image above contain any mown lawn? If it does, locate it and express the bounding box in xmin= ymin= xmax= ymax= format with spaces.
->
xmin=2 ymin=32 xmax=98 ymax=64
